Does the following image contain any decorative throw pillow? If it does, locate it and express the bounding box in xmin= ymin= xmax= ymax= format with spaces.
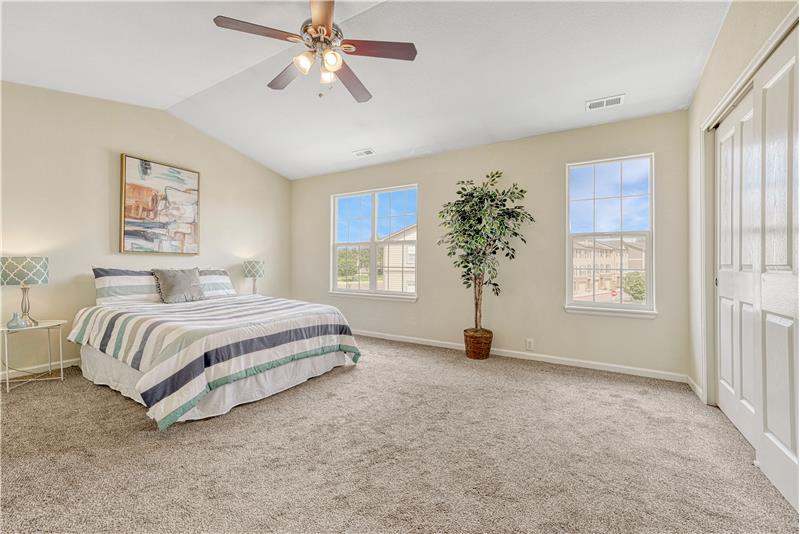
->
xmin=152 ymin=268 xmax=205 ymax=303
xmin=93 ymin=267 xmax=161 ymax=305
xmin=199 ymin=269 xmax=238 ymax=298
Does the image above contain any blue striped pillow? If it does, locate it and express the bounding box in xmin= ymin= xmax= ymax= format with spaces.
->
xmin=199 ymin=269 xmax=237 ymax=298
xmin=93 ymin=267 xmax=161 ymax=305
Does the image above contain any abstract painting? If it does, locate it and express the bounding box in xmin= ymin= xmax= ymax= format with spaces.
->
xmin=120 ymin=154 xmax=199 ymax=254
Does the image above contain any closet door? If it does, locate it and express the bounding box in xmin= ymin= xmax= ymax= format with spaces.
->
xmin=715 ymin=90 xmax=759 ymax=447
xmin=716 ymin=90 xmax=759 ymax=447
xmin=752 ymin=25 xmax=798 ymax=510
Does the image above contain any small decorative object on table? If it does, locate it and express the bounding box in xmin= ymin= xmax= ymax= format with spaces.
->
xmin=6 ymin=313 xmax=26 ymax=330
xmin=243 ymin=259 xmax=265 ymax=295
xmin=1 ymin=320 xmax=67 ymax=392
xmin=1 ymin=256 xmax=49 ymax=327
xmin=437 ymin=171 xmax=535 ymax=360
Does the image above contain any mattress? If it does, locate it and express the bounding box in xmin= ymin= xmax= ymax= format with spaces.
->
xmin=80 ymin=344 xmax=349 ymax=424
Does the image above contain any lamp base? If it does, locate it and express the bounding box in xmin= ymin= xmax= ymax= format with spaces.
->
xmin=20 ymin=313 xmax=38 ymax=327
xmin=19 ymin=286 xmax=38 ymax=327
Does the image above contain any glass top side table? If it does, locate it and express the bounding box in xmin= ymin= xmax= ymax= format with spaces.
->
xmin=1 ymin=320 xmax=67 ymax=392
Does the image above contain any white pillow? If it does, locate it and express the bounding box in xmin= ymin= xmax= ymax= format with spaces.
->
xmin=199 ymin=269 xmax=237 ymax=298
xmin=93 ymin=267 xmax=161 ymax=305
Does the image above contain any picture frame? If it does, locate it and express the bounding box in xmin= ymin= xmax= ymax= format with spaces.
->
xmin=120 ymin=154 xmax=200 ymax=255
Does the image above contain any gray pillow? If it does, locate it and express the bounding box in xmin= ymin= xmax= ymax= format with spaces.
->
xmin=153 ymin=268 xmax=205 ymax=303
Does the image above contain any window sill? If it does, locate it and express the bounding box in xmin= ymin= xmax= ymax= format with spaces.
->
xmin=564 ymin=305 xmax=657 ymax=319
xmin=328 ymin=291 xmax=418 ymax=303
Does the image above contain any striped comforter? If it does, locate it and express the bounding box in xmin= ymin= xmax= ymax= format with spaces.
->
xmin=68 ymin=295 xmax=360 ymax=429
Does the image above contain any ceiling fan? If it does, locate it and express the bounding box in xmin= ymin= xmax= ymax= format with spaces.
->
xmin=214 ymin=0 xmax=417 ymax=103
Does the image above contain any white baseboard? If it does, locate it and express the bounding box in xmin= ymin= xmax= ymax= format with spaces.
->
xmin=352 ymin=329 xmax=693 ymax=385
xmin=0 ymin=358 xmax=80 ymax=380
xmin=685 ymin=374 xmax=704 ymax=400
xmin=0 ymin=335 xmax=704 ymax=398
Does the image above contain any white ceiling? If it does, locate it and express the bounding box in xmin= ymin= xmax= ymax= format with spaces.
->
xmin=1 ymin=1 xmax=379 ymax=109
xmin=2 ymin=1 xmax=729 ymax=179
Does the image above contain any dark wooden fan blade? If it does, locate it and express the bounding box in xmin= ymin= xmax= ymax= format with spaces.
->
xmin=267 ymin=63 xmax=301 ymax=90
xmin=341 ymin=39 xmax=417 ymax=61
xmin=214 ymin=16 xmax=302 ymax=43
xmin=310 ymin=0 xmax=334 ymax=35
xmin=337 ymin=61 xmax=372 ymax=103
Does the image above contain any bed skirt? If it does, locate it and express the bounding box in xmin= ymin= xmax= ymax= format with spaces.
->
xmin=79 ymin=344 xmax=349 ymax=425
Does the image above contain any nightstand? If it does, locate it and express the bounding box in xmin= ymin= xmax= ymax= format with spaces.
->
xmin=1 ymin=320 xmax=67 ymax=392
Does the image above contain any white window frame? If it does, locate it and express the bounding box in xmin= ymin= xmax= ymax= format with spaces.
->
xmin=564 ymin=153 xmax=657 ymax=318
xmin=330 ymin=184 xmax=418 ymax=301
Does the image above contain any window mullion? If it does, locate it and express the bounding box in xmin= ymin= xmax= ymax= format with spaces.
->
xmin=591 ymin=235 xmax=596 ymax=302
xmin=618 ymin=174 xmax=623 ymax=304
xmin=591 ymin=163 xmax=596 ymax=302
xmin=647 ymin=229 xmax=653 ymax=308
xmin=619 ymin=232 xmax=625 ymax=304
xmin=370 ymin=191 xmax=377 ymax=291
xmin=332 ymin=243 xmax=337 ymax=291
xmin=369 ymin=243 xmax=376 ymax=291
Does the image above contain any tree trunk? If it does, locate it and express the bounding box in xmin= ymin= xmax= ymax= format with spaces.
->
xmin=473 ymin=275 xmax=483 ymax=330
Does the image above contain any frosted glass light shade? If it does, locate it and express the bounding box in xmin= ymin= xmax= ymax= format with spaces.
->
xmin=322 ymin=49 xmax=342 ymax=72
xmin=292 ymin=51 xmax=315 ymax=75
xmin=320 ymin=70 xmax=336 ymax=84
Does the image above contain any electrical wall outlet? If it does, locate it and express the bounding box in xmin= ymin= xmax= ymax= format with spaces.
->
xmin=525 ymin=338 xmax=535 ymax=351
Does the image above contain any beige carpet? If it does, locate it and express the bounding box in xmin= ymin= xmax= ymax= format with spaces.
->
xmin=1 ymin=336 xmax=797 ymax=533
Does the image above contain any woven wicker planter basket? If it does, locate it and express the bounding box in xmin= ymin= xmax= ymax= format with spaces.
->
xmin=464 ymin=328 xmax=493 ymax=360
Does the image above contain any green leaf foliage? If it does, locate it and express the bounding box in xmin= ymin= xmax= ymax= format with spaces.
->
xmin=623 ymin=271 xmax=646 ymax=303
xmin=437 ymin=171 xmax=535 ymax=296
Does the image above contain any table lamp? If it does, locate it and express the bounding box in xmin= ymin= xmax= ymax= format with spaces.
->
xmin=1 ymin=256 xmax=49 ymax=327
xmin=242 ymin=259 xmax=265 ymax=295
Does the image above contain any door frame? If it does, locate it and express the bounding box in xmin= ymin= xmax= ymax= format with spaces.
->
xmin=698 ymin=6 xmax=798 ymax=405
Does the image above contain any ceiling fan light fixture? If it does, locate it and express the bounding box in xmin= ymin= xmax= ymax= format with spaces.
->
xmin=322 ymin=49 xmax=342 ymax=72
xmin=320 ymin=69 xmax=336 ymax=85
xmin=292 ymin=50 xmax=316 ymax=75
xmin=214 ymin=0 xmax=417 ymax=102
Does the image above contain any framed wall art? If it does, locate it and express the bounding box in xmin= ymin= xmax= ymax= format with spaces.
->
xmin=120 ymin=154 xmax=199 ymax=254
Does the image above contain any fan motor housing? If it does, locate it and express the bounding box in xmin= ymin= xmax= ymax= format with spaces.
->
xmin=300 ymin=18 xmax=343 ymax=48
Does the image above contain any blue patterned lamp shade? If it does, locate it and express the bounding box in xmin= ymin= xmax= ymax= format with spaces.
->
xmin=242 ymin=260 xmax=265 ymax=279
xmin=1 ymin=256 xmax=49 ymax=285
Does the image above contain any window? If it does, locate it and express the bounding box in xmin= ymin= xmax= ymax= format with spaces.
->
xmin=332 ymin=185 xmax=417 ymax=297
xmin=566 ymin=155 xmax=654 ymax=314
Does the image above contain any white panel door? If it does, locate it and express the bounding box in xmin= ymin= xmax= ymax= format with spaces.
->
xmin=716 ymin=91 xmax=758 ymax=446
xmin=752 ymin=26 xmax=798 ymax=510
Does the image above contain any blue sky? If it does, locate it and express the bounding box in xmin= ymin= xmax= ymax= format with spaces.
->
xmin=569 ymin=158 xmax=650 ymax=233
xmin=337 ymin=188 xmax=418 ymax=242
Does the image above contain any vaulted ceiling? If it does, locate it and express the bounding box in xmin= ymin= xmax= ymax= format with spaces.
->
xmin=2 ymin=1 xmax=729 ymax=179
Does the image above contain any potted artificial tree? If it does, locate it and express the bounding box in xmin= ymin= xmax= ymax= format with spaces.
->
xmin=437 ymin=171 xmax=535 ymax=360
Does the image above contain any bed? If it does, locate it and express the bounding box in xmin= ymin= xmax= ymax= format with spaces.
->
xmin=68 ymin=294 xmax=360 ymax=429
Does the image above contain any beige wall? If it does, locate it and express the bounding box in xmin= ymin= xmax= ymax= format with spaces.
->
xmin=292 ymin=111 xmax=689 ymax=375
xmin=1 ymin=82 xmax=291 ymax=368
xmin=687 ymin=1 xmax=795 ymax=396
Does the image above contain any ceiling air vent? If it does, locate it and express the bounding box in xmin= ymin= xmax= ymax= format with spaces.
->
xmin=586 ymin=94 xmax=625 ymax=111
xmin=353 ymin=148 xmax=375 ymax=159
